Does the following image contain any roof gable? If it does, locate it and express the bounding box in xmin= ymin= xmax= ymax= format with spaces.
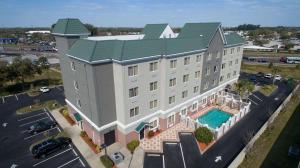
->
xmin=142 ymin=24 xmax=169 ymax=39
xmin=52 ymin=18 xmax=90 ymax=35
xmin=225 ymin=32 xmax=245 ymax=45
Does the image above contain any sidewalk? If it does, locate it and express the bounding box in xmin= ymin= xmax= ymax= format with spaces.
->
xmin=51 ymin=109 xmax=104 ymax=168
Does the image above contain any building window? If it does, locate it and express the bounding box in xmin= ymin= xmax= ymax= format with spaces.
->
xmin=223 ymin=49 xmax=227 ymax=56
xmin=196 ymin=55 xmax=201 ymax=62
xmin=192 ymin=102 xmax=198 ymax=111
xmin=149 ymin=62 xmax=158 ymax=72
xmin=184 ymin=57 xmax=190 ymax=65
xmin=237 ymin=47 xmax=241 ymax=52
xmin=167 ymin=114 xmax=175 ymax=127
xmin=129 ymin=87 xmax=138 ymax=98
xmin=222 ymin=63 xmax=226 ymax=69
xmin=149 ymin=119 xmax=158 ymax=129
xmin=204 ymin=81 xmax=209 ymax=89
xmin=205 ymin=67 xmax=210 ymax=76
xmin=168 ymin=96 xmax=175 ymax=104
xmin=150 ymin=81 xmax=158 ymax=91
xmin=229 ymin=61 xmax=233 ymax=66
xmin=230 ymin=48 xmax=234 ymax=54
xmin=182 ymin=90 xmax=188 ymax=98
xmin=150 ymin=100 xmax=158 ymax=109
xmin=70 ymin=61 xmax=76 ymax=71
xmin=194 ymin=86 xmax=199 ymax=93
xmin=216 ymin=51 xmax=221 ymax=58
xmin=235 ymin=59 xmax=239 ymax=64
xmin=74 ymin=81 xmax=79 ymax=90
xmin=183 ymin=74 xmax=189 ymax=83
xmin=227 ymin=73 xmax=231 ymax=79
xmin=207 ymin=52 xmax=212 ymax=61
xmin=128 ymin=65 xmax=138 ymax=76
xmin=212 ymin=78 xmax=217 ymax=85
xmin=130 ymin=107 xmax=139 ymax=117
xmin=181 ymin=108 xmax=187 ymax=116
xmin=213 ymin=65 xmax=218 ymax=73
xmin=195 ymin=71 xmax=201 ymax=78
xmin=76 ymin=99 xmax=81 ymax=108
xmin=233 ymin=71 xmax=237 ymax=76
xmin=169 ymin=78 xmax=176 ymax=87
xmin=170 ymin=60 xmax=177 ymax=69
xmin=220 ymin=76 xmax=224 ymax=82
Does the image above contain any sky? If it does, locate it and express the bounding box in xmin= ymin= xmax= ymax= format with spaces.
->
xmin=0 ymin=0 xmax=299 ymax=28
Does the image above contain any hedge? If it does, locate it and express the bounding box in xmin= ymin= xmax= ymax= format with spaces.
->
xmin=127 ymin=140 xmax=140 ymax=153
xmin=194 ymin=127 xmax=214 ymax=144
xmin=100 ymin=155 xmax=114 ymax=168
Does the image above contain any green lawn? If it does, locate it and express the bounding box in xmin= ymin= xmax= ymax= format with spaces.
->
xmin=17 ymin=100 xmax=62 ymax=115
xmin=241 ymin=63 xmax=300 ymax=80
xmin=259 ymin=85 xmax=278 ymax=96
xmin=0 ymin=69 xmax=62 ymax=96
xmin=239 ymin=88 xmax=300 ymax=168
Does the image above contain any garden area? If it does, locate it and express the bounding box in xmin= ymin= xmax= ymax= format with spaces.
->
xmin=59 ymin=107 xmax=76 ymax=126
xmin=259 ymin=85 xmax=278 ymax=96
xmin=17 ymin=99 xmax=62 ymax=114
xmin=194 ymin=127 xmax=214 ymax=151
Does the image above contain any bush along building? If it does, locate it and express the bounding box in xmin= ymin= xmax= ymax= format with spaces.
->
xmin=52 ymin=18 xmax=244 ymax=147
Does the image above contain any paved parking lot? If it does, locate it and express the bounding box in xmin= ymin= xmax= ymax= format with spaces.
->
xmin=0 ymin=95 xmax=89 ymax=168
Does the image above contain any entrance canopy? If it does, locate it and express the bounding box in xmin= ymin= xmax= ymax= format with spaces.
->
xmin=73 ymin=113 xmax=82 ymax=122
xmin=135 ymin=122 xmax=146 ymax=133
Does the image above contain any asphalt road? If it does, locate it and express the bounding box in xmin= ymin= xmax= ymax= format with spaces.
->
xmin=0 ymin=87 xmax=90 ymax=168
xmin=144 ymin=74 xmax=294 ymax=168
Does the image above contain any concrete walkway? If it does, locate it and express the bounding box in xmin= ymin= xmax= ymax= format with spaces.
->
xmin=51 ymin=109 xmax=104 ymax=168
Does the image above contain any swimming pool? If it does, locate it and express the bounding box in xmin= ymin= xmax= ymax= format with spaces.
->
xmin=197 ymin=108 xmax=232 ymax=129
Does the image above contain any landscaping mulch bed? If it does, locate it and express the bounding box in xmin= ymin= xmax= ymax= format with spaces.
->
xmin=197 ymin=141 xmax=215 ymax=153
xmin=80 ymin=134 xmax=100 ymax=154
xmin=63 ymin=114 xmax=76 ymax=126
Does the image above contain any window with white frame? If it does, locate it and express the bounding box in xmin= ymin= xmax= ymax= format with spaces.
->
xmin=195 ymin=71 xmax=201 ymax=78
xmin=205 ymin=67 xmax=210 ymax=76
xmin=150 ymin=100 xmax=158 ymax=109
xmin=129 ymin=87 xmax=138 ymax=98
xmin=233 ymin=71 xmax=237 ymax=76
xmin=74 ymin=81 xmax=79 ymax=90
xmin=167 ymin=114 xmax=175 ymax=127
xmin=169 ymin=78 xmax=176 ymax=87
xmin=170 ymin=60 xmax=177 ymax=69
xmin=150 ymin=81 xmax=158 ymax=91
xmin=204 ymin=81 xmax=209 ymax=89
xmin=235 ymin=59 xmax=239 ymax=64
xmin=222 ymin=63 xmax=226 ymax=69
xmin=181 ymin=108 xmax=187 ymax=116
xmin=227 ymin=73 xmax=231 ymax=79
xmin=237 ymin=47 xmax=241 ymax=52
xmin=229 ymin=61 xmax=233 ymax=66
xmin=217 ymin=51 xmax=221 ymax=58
xmin=214 ymin=65 xmax=218 ymax=73
xmin=207 ymin=52 xmax=212 ymax=61
xmin=129 ymin=107 xmax=139 ymax=117
xmin=149 ymin=119 xmax=158 ymax=129
xmin=149 ymin=62 xmax=158 ymax=72
xmin=194 ymin=86 xmax=199 ymax=93
xmin=70 ymin=61 xmax=76 ymax=71
xmin=168 ymin=96 xmax=175 ymax=104
xmin=196 ymin=54 xmax=201 ymax=62
xmin=223 ymin=49 xmax=227 ymax=56
xmin=213 ymin=78 xmax=217 ymax=85
xmin=192 ymin=102 xmax=198 ymax=111
xmin=128 ymin=65 xmax=138 ymax=76
xmin=202 ymin=98 xmax=207 ymax=104
xmin=76 ymin=99 xmax=81 ymax=108
xmin=182 ymin=90 xmax=188 ymax=98
xmin=184 ymin=57 xmax=190 ymax=65
xmin=220 ymin=76 xmax=224 ymax=82
xmin=183 ymin=74 xmax=189 ymax=83
xmin=230 ymin=48 xmax=234 ymax=54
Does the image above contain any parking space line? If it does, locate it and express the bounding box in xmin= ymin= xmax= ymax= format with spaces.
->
xmin=57 ymin=157 xmax=80 ymax=168
xmin=79 ymin=158 xmax=85 ymax=167
xmin=17 ymin=112 xmax=46 ymax=121
xmin=33 ymin=148 xmax=72 ymax=167
xmin=15 ymin=94 xmax=18 ymax=101
xmin=24 ymin=127 xmax=59 ymax=140
xmin=2 ymin=97 xmax=4 ymax=103
xmin=252 ymin=94 xmax=263 ymax=101
xmin=46 ymin=112 xmax=53 ymax=121
xmin=162 ymin=155 xmax=165 ymax=168
xmin=179 ymin=143 xmax=187 ymax=168
xmin=248 ymin=98 xmax=258 ymax=105
xmin=19 ymin=117 xmax=49 ymax=127
xmin=72 ymin=149 xmax=78 ymax=156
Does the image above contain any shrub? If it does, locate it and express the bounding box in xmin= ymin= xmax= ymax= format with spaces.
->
xmin=62 ymin=110 xmax=69 ymax=117
xmin=296 ymin=64 xmax=300 ymax=70
xmin=100 ymin=155 xmax=114 ymax=168
xmin=194 ymin=127 xmax=214 ymax=144
xmin=80 ymin=131 xmax=87 ymax=137
xmin=127 ymin=140 xmax=140 ymax=153
xmin=148 ymin=130 xmax=154 ymax=138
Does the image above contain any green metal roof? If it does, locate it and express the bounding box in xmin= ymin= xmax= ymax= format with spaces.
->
xmin=142 ymin=24 xmax=168 ymax=39
xmin=178 ymin=22 xmax=221 ymax=45
xmin=52 ymin=18 xmax=90 ymax=35
xmin=225 ymin=32 xmax=245 ymax=45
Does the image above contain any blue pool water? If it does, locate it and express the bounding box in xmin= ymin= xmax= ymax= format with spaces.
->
xmin=197 ymin=108 xmax=232 ymax=129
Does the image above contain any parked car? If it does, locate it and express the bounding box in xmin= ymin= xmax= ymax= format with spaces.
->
xmin=264 ymin=73 xmax=272 ymax=78
xmin=28 ymin=120 xmax=57 ymax=135
xmin=274 ymin=75 xmax=282 ymax=81
xmin=249 ymin=75 xmax=257 ymax=82
xmin=31 ymin=137 xmax=72 ymax=159
xmin=256 ymin=72 xmax=264 ymax=77
xmin=40 ymin=86 xmax=50 ymax=93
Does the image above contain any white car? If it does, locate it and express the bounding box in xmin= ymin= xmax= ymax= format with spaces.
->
xmin=40 ymin=87 xmax=50 ymax=93
xmin=264 ymin=73 xmax=272 ymax=78
xmin=274 ymin=75 xmax=282 ymax=80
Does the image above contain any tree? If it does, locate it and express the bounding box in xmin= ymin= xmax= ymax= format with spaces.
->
xmin=0 ymin=60 xmax=8 ymax=88
xmin=37 ymin=57 xmax=50 ymax=84
xmin=268 ymin=62 xmax=273 ymax=69
xmin=235 ymin=79 xmax=255 ymax=98
xmin=194 ymin=127 xmax=214 ymax=144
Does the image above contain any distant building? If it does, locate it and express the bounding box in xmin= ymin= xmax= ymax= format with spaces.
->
xmin=26 ymin=30 xmax=51 ymax=34
xmin=0 ymin=38 xmax=18 ymax=44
